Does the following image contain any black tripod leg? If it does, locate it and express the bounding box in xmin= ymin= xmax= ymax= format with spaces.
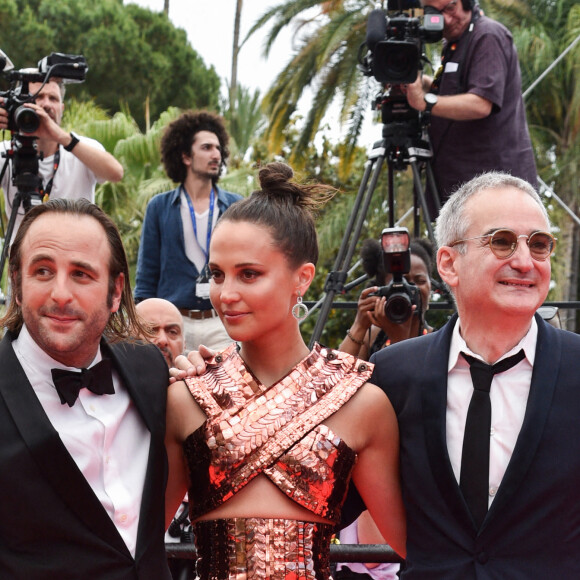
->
xmin=409 ymin=160 xmax=435 ymax=244
xmin=425 ymin=160 xmax=441 ymax=215
xmin=309 ymin=148 xmax=386 ymax=347
xmin=388 ymin=163 xmax=395 ymax=228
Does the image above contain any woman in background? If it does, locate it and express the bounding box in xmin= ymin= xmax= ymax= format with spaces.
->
xmin=339 ymin=237 xmax=434 ymax=360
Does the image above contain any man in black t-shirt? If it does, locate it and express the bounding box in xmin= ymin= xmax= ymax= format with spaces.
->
xmin=405 ymin=0 xmax=537 ymax=212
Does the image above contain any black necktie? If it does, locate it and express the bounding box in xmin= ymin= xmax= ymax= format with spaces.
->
xmin=460 ymin=349 xmax=526 ymax=528
xmin=51 ymin=358 xmax=115 ymax=407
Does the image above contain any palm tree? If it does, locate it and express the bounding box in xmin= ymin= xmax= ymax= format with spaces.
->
xmin=245 ymin=0 xmax=374 ymax=172
xmin=231 ymin=0 xmax=244 ymax=110
xmin=223 ymin=83 xmax=266 ymax=163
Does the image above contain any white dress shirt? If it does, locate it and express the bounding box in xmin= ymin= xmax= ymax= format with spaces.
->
xmin=446 ymin=317 xmax=537 ymax=507
xmin=12 ymin=325 xmax=151 ymax=557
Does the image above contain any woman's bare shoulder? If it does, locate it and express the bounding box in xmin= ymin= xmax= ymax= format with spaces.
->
xmin=167 ymin=380 xmax=207 ymax=440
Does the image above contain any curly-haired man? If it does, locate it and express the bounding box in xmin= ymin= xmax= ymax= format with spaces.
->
xmin=135 ymin=110 xmax=242 ymax=351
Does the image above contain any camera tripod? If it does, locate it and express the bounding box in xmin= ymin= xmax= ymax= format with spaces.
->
xmin=308 ymin=112 xmax=441 ymax=347
xmin=0 ymin=135 xmax=43 ymax=288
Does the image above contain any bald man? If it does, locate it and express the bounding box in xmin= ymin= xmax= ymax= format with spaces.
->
xmin=136 ymin=298 xmax=185 ymax=367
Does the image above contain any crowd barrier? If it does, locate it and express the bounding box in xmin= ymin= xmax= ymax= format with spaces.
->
xmin=165 ymin=541 xmax=404 ymax=563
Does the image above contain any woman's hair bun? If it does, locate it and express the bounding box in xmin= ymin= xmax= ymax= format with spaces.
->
xmin=258 ymin=162 xmax=294 ymax=192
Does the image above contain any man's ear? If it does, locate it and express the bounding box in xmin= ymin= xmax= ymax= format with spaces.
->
xmin=110 ymin=273 xmax=124 ymax=313
xmin=12 ymin=272 xmax=22 ymax=306
xmin=437 ymin=246 xmax=460 ymax=290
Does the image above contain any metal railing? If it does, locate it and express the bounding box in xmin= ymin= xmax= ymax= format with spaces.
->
xmin=166 ymin=542 xmax=404 ymax=563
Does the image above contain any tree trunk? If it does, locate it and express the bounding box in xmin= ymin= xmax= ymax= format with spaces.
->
xmin=230 ymin=0 xmax=243 ymax=110
xmin=164 ymin=0 xmax=169 ymax=16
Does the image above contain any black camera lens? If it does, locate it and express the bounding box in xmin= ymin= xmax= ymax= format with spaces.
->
xmin=14 ymin=105 xmax=40 ymax=133
xmin=373 ymin=40 xmax=421 ymax=84
xmin=385 ymin=292 xmax=413 ymax=323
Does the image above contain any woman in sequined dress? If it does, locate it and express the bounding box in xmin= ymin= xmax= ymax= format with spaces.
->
xmin=165 ymin=162 xmax=406 ymax=579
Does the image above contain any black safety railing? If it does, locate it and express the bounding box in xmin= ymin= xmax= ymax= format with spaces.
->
xmin=166 ymin=542 xmax=404 ymax=563
xmin=305 ymin=300 xmax=580 ymax=311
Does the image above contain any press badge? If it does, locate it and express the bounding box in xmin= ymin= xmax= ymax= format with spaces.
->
xmin=196 ymin=283 xmax=210 ymax=299
xmin=196 ymin=265 xmax=211 ymax=298
xmin=444 ymin=62 xmax=459 ymax=73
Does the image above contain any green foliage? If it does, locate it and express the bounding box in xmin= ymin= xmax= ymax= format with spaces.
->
xmin=0 ymin=0 xmax=221 ymax=129
xmin=222 ymin=83 xmax=267 ymax=165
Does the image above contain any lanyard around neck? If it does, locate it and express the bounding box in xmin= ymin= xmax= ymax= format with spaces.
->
xmin=184 ymin=186 xmax=216 ymax=262
xmin=40 ymin=147 xmax=61 ymax=202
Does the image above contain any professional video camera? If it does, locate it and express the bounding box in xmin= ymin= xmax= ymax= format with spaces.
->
xmin=359 ymin=0 xmax=444 ymax=86
xmin=0 ymin=51 xmax=88 ymax=134
xmin=369 ymin=227 xmax=422 ymax=324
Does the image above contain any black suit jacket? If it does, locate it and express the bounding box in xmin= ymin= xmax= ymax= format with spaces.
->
xmin=370 ymin=314 xmax=580 ymax=578
xmin=0 ymin=332 xmax=172 ymax=580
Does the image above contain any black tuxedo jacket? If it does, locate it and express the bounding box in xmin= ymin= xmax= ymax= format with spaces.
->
xmin=371 ymin=314 xmax=580 ymax=579
xmin=0 ymin=332 xmax=172 ymax=580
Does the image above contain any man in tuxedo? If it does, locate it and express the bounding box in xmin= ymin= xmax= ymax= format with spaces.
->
xmin=370 ymin=172 xmax=580 ymax=577
xmin=0 ymin=198 xmax=171 ymax=579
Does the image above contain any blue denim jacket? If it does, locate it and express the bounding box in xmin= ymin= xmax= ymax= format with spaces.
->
xmin=135 ymin=185 xmax=243 ymax=310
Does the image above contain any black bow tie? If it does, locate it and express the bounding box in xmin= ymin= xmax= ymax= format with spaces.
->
xmin=51 ymin=359 xmax=115 ymax=407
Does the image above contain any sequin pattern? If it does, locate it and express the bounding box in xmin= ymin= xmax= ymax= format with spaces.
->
xmin=184 ymin=344 xmax=373 ymax=524
xmin=194 ymin=517 xmax=335 ymax=580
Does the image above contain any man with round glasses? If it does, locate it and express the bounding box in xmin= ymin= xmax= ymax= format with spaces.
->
xmin=369 ymin=172 xmax=580 ymax=577
xmin=404 ymin=0 xmax=537 ymax=213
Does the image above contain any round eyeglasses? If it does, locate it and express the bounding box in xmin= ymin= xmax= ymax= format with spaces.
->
xmin=449 ymin=228 xmax=557 ymax=261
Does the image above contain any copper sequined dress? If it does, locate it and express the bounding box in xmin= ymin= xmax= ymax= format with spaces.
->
xmin=183 ymin=343 xmax=373 ymax=580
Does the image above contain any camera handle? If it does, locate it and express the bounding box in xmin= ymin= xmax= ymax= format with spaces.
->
xmin=308 ymin=124 xmax=440 ymax=347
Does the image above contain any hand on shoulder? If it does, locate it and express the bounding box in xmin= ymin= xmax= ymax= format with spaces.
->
xmin=169 ymin=344 xmax=215 ymax=382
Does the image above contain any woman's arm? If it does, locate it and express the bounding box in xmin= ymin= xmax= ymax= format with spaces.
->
xmin=338 ymin=287 xmax=379 ymax=357
xmin=350 ymin=385 xmax=406 ymax=558
xmin=164 ymin=381 xmax=194 ymax=529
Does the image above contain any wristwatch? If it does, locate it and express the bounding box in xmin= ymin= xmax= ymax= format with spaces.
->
xmin=64 ymin=132 xmax=80 ymax=152
xmin=424 ymin=93 xmax=438 ymax=113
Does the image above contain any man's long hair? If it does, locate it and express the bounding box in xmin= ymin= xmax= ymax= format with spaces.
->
xmin=0 ymin=198 xmax=147 ymax=342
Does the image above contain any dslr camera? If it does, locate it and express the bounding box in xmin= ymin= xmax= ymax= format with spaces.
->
xmin=359 ymin=0 xmax=444 ymax=86
xmin=0 ymin=51 xmax=88 ymax=134
xmin=370 ymin=227 xmax=422 ymax=324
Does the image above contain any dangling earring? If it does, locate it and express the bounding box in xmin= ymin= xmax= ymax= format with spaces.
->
xmin=292 ymin=290 xmax=309 ymax=321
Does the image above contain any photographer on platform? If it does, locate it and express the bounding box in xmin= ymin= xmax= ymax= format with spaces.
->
xmin=0 ymin=76 xmax=124 ymax=238
xmin=339 ymin=233 xmax=434 ymax=360
xmin=404 ymin=0 xmax=537 ymax=207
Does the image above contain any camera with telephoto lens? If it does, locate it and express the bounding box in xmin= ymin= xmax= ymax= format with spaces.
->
xmin=0 ymin=52 xmax=88 ymax=134
xmin=359 ymin=0 xmax=444 ymax=86
xmin=369 ymin=227 xmax=422 ymax=324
